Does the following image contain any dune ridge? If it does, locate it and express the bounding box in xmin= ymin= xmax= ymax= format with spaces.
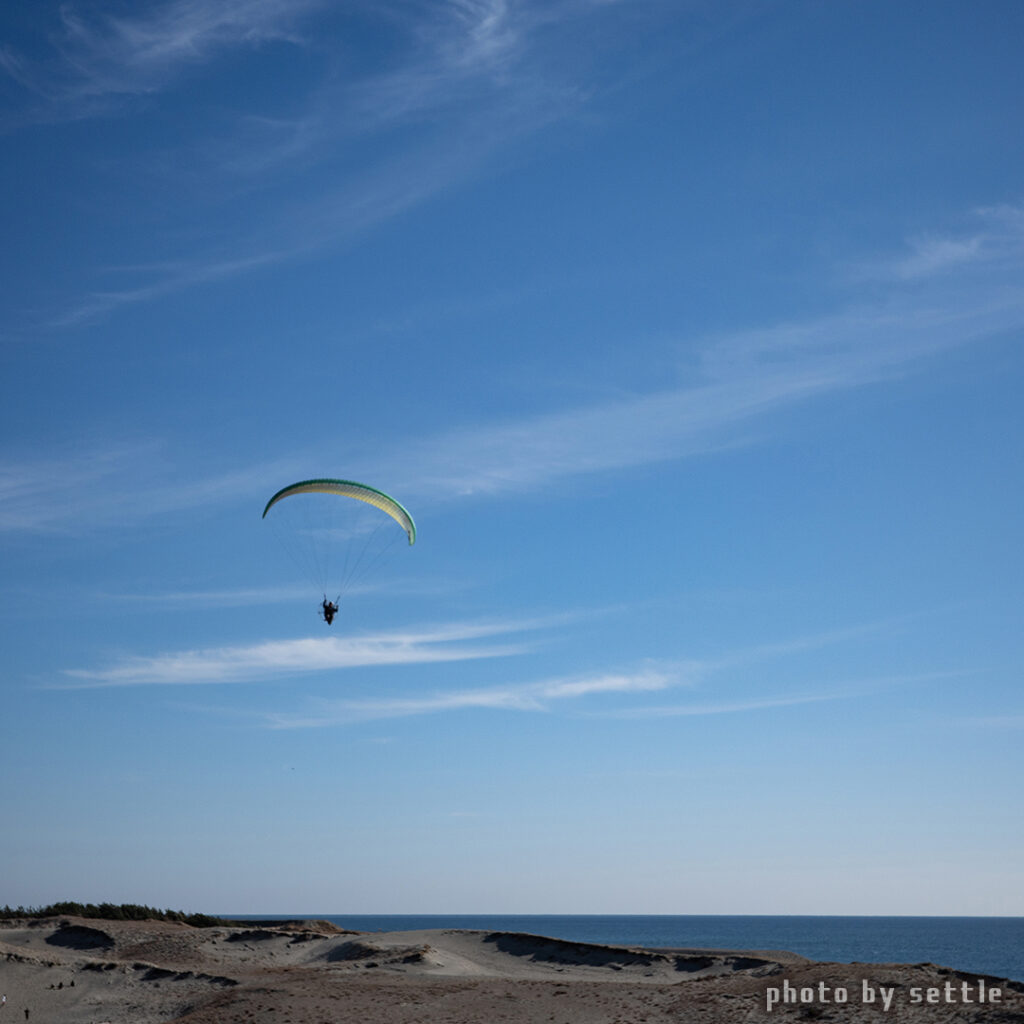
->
xmin=2 ymin=915 xmax=1022 ymax=1022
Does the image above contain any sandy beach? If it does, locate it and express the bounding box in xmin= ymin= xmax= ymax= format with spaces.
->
xmin=2 ymin=916 xmax=1022 ymax=1023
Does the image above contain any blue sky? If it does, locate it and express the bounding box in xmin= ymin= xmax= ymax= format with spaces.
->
xmin=1 ymin=0 xmax=1022 ymax=916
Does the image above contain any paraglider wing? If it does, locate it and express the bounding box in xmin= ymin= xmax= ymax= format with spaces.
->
xmin=262 ymin=478 xmax=416 ymax=545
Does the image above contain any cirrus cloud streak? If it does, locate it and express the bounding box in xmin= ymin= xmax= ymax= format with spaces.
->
xmin=260 ymin=665 xmax=686 ymax=728
xmin=58 ymin=616 xmax=552 ymax=688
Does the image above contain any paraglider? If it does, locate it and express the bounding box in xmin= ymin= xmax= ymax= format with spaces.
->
xmin=263 ymin=478 xmax=415 ymax=624
xmin=321 ymin=597 xmax=339 ymax=625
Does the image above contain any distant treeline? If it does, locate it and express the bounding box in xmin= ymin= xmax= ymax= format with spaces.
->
xmin=0 ymin=902 xmax=228 ymax=927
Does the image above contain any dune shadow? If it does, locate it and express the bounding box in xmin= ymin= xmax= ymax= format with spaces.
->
xmin=45 ymin=925 xmax=115 ymax=951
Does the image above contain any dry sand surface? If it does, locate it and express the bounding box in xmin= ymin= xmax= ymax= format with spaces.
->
xmin=2 ymin=916 xmax=1022 ymax=1023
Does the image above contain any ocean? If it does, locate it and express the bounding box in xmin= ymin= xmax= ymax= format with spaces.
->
xmin=234 ymin=915 xmax=1024 ymax=983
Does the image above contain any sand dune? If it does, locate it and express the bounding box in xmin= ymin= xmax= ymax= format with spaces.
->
xmin=1 ymin=916 xmax=1021 ymax=1023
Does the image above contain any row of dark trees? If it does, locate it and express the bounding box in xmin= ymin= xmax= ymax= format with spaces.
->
xmin=0 ymin=902 xmax=227 ymax=927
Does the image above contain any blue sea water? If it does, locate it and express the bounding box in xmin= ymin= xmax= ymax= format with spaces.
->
xmin=235 ymin=915 xmax=1024 ymax=983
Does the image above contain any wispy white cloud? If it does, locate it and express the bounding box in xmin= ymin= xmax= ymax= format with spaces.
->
xmin=238 ymin=622 xmax=931 ymax=728
xmin=342 ymin=0 xmax=585 ymax=128
xmin=58 ymin=615 xmax=559 ymax=687
xmin=3 ymin=0 xmax=325 ymax=110
xmin=44 ymin=121 xmax=550 ymax=331
xmin=862 ymin=202 xmax=1024 ymax=282
xmin=262 ymin=665 xmax=954 ymax=729
xmin=371 ymin=249 xmax=1024 ymax=500
xmin=0 ymin=441 xmax=156 ymax=532
xmin=592 ymin=691 xmax=853 ymax=719
xmin=11 ymin=205 xmax=1024 ymax=535
xmin=892 ymin=236 xmax=984 ymax=280
xmin=46 ymin=250 xmax=285 ymax=328
xmin=62 ymin=603 xmax=946 ymax=726
xmin=31 ymin=0 xmax=612 ymax=325
xmin=47 ymin=136 xmax=496 ymax=325
xmin=260 ymin=665 xmax=684 ymax=727
xmin=181 ymin=0 xmax=589 ymax=178
xmin=0 ymin=441 xmax=291 ymax=533
xmin=699 ymin=621 xmax=917 ymax=672
xmin=591 ymin=677 xmax=943 ymax=720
